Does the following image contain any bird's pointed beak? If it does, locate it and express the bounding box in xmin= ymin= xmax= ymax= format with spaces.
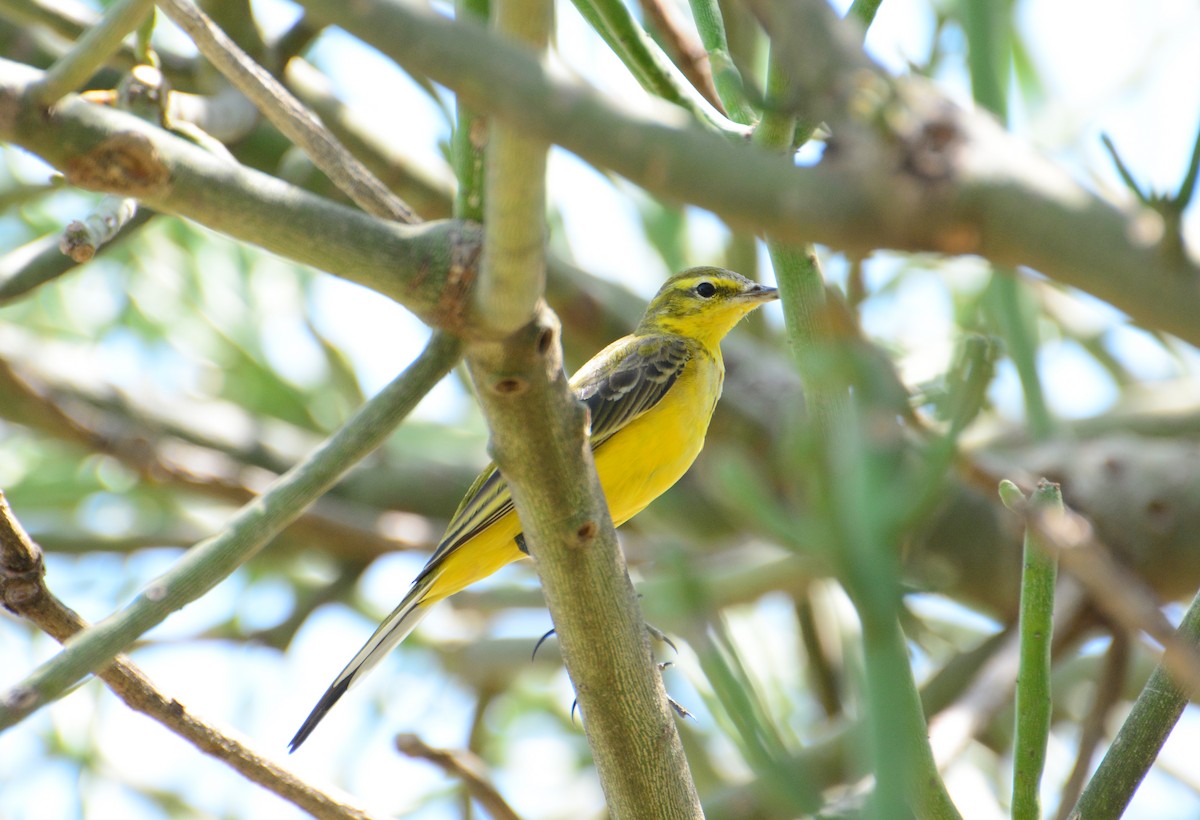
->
xmin=742 ymin=283 xmax=779 ymax=303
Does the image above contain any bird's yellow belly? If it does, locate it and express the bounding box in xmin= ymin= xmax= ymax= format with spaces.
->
xmin=425 ymin=357 xmax=721 ymax=602
xmin=592 ymin=358 xmax=721 ymax=526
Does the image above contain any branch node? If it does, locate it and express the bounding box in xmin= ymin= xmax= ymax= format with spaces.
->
xmin=491 ymin=376 xmax=527 ymax=395
xmin=2 ymin=686 xmax=37 ymax=711
xmin=63 ymin=131 xmax=170 ymax=196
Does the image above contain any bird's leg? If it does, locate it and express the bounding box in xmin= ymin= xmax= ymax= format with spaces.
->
xmin=531 ymin=605 xmax=692 ymax=718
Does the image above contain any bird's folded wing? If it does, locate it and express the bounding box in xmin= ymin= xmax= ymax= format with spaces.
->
xmin=574 ymin=335 xmax=693 ymax=448
xmin=419 ymin=334 xmax=693 ymax=572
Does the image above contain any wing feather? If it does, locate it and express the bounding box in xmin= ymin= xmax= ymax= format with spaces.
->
xmin=573 ymin=335 xmax=692 ymax=448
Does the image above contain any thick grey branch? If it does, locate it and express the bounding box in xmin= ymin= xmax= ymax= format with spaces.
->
xmin=296 ymin=0 xmax=1200 ymax=346
xmin=0 ymin=58 xmax=481 ymax=333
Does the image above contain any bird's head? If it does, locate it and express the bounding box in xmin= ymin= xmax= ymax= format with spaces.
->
xmin=637 ymin=267 xmax=779 ymax=347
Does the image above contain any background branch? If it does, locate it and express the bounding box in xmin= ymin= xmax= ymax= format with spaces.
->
xmin=0 ymin=333 xmax=462 ymax=730
xmin=0 ymin=491 xmax=380 ymax=820
xmin=295 ymin=0 xmax=1200 ymax=344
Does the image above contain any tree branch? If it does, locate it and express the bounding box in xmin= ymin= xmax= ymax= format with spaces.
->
xmin=0 ymin=60 xmax=482 ymax=331
xmin=294 ymin=0 xmax=1200 ymax=345
xmin=0 ymin=491 xmax=380 ymax=820
xmin=1070 ymin=585 xmax=1200 ymax=819
xmin=394 ymin=734 xmax=520 ymax=820
xmin=4 ymin=39 xmax=1199 ymax=343
xmin=462 ymin=0 xmax=701 ymax=812
xmin=0 ymin=332 xmax=462 ymax=731
xmin=154 ymin=0 xmax=420 ymax=224
xmin=27 ymin=0 xmax=154 ymax=106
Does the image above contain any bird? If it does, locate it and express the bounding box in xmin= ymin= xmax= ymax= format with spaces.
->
xmin=289 ymin=266 xmax=778 ymax=751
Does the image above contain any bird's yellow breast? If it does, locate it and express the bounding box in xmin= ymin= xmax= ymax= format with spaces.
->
xmin=422 ymin=347 xmax=723 ymax=603
xmin=591 ymin=347 xmax=723 ymax=525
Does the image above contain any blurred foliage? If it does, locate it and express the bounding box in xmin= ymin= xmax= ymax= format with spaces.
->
xmin=1 ymin=0 xmax=1199 ymax=818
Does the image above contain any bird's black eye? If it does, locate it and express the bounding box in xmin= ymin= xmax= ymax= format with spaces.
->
xmin=695 ymin=281 xmax=717 ymax=298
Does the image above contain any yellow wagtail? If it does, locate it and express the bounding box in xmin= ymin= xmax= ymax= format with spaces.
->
xmin=290 ymin=266 xmax=778 ymax=750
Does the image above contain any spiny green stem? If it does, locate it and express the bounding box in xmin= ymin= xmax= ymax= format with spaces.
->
xmin=1011 ymin=479 xmax=1062 ymax=820
xmin=686 ymin=0 xmax=755 ymax=124
xmin=452 ymin=0 xmax=488 ymax=223
xmin=0 ymin=333 xmax=462 ymax=731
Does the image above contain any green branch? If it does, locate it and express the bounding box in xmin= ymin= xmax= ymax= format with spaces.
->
xmin=0 ymin=66 xmax=479 ymax=328
xmin=739 ymin=0 xmax=874 ymax=128
xmin=289 ymin=0 xmax=1200 ymax=345
xmin=451 ymin=0 xmax=488 ymax=224
xmin=28 ymin=0 xmax=154 ymax=106
xmin=461 ymin=0 xmax=700 ymax=812
xmin=156 ymin=0 xmax=419 ymax=224
xmin=848 ymin=0 xmax=884 ymax=28
xmin=0 ymin=332 xmax=462 ymax=731
xmin=4 ymin=19 xmax=1199 ymax=343
xmin=1002 ymin=479 xmax=1061 ymax=820
xmin=473 ymin=0 xmax=550 ymax=334
xmin=686 ymin=0 xmax=755 ymax=124
xmin=0 ymin=209 xmax=154 ymax=304
xmin=988 ymin=272 xmax=1054 ymax=439
xmin=1070 ymin=586 xmax=1200 ymax=819
xmin=757 ymin=21 xmax=955 ymax=812
xmin=568 ymin=0 xmax=739 ymax=133
xmin=962 ymin=0 xmax=1054 ymax=442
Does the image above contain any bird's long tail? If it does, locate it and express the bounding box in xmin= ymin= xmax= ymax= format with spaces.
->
xmin=288 ymin=573 xmax=437 ymax=752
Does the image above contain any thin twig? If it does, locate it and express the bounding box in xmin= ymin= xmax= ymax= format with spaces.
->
xmin=0 ymin=491 xmax=379 ymax=820
xmin=394 ymin=734 xmax=520 ymax=820
xmin=283 ymin=58 xmax=455 ymax=220
xmin=0 ymin=332 xmax=462 ymax=731
xmin=1028 ymin=503 xmax=1200 ymax=697
xmin=59 ymin=196 xmax=138 ymax=261
xmin=28 ymin=0 xmax=155 ymax=106
xmin=1008 ymin=479 xmax=1062 ymax=820
xmin=1069 ymin=586 xmax=1200 ymax=819
xmin=637 ymin=0 xmax=723 ymax=113
xmin=154 ymin=0 xmax=420 ymax=224
xmin=1054 ymin=628 xmax=1129 ymax=820
xmin=0 ymin=357 xmax=423 ymax=563
xmin=928 ymin=579 xmax=1086 ymax=771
